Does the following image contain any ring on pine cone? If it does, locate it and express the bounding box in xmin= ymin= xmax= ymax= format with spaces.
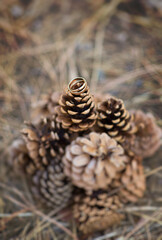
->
xmin=73 ymin=190 xmax=124 ymax=234
xmin=63 ymin=132 xmax=129 ymax=190
xmin=55 ymin=77 xmax=97 ymax=132
xmin=97 ymin=97 xmax=136 ymax=142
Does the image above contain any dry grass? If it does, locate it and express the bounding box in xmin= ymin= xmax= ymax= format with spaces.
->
xmin=0 ymin=0 xmax=162 ymax=239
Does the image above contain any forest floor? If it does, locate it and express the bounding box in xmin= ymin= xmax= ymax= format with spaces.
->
xmin=0 ymin=0 xmax=162 ymax=239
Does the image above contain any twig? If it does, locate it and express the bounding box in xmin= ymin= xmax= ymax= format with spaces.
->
xmin=93 ymin=231 xmax=118 ymax=240
xmin=99 ymin=64 xmax=162 ymax=91
xmin=123 ymin=206 xmax=162 ymax=212
xmin=145 ymin=166 xmax=162 ymax=177
xmin=0 ymin=212 xmax=33 ymax=218
xmin=0 ymin=183 xmax=78 ymax=240
xmin=90 ymin=28 xmax=105 ymax=92
xmin=0 ymin=207 xmax=29 ymax=229
xmin=4 ymin=194 xmax=78 ymax=240
xmin=130 ymin=211 xmax=162 ymax=225
xmin=124 ymin=211 xmax=161 ymax=239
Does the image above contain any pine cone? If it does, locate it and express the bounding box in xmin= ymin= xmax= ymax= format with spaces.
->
xmin=21 ymin=115 xmax=72 ymax=175
xmin=63 ymin=132 xmax=129 ymax=190
xmin=31 ymin=158 xmax=73 ymax=209
xmin=122 ymin=110 xmax=161 ymax=158
xmin=73 ymin=190 xmax=124 ymax=234
xmin=31 ymin=91 xmax=61 ymax=123
xmin=97 ymin=97 xmax=135 ymax=142
xmin=94 ymin=93 xmax=112 ymax=105
xmin=55 ymin=77 xmax=97 ymax=132
xmin=112 ymin=158 xmax=146 ymax=203
xmin=9 ymin=138 xmax=31 ymax=172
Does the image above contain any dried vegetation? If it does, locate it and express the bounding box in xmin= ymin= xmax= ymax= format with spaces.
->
xmin=0 ymin=0 xmax=162 ymax=239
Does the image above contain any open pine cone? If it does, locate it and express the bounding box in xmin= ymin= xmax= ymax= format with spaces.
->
xmin=94 ymin=93 xmax=112 ymax=105
xmin=31 ymin=91 xmax=61 ymax=123
xmin=9 ymin=138 xmax=31 ymax=172
xmin=55 ymin=77 xmax=97 ymax=132
xmin=31 ymin=158 xmax=73 ymax=209
xmin=73 ymin=190 xmax=124 ymax=234
xmin=97 ymin=97 xmax=136 ymax=142
xmin=10 ymin=123 xmax=73 ymax=210
xmin=21 ymin=115 xmax=72 ymax=175
xmin=112 ymin=158 xmax=146 ymax=203
xmin=63 ymin=132 xmax=129 ymax=190
xmin=122 ymin=110 xmax=161 ymax=158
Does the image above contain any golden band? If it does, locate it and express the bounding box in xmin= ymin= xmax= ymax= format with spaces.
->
xmin=68 ymin=77 xmax=87 ymax=94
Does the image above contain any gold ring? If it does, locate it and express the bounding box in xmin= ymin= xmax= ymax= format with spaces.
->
xmin=68 ymin=77 xmax=87 ymax=93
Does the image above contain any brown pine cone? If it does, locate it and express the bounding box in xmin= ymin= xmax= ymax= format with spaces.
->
xmin=122 ymin=110 xmax=161 ymax=158
xmin=31 ymin=91 xmax=61 ymax=123
xmin=94 ymin=93 xmax=112 ymax=105
xmin=21 ymin=115 xmax=72 ymax=175
xmin=55 ymin=77 xmax=97 ymax=132
xmin=31 ymin=158 xmax=73 ymax=209
xmin=112 ymin=158 xmax=146 ymax=203
xmin=73 ymin=190 xmax=124 ymax=234
xmin=63 ymin=132 xmax=129 ymax=191
xmin=97 ymin=97 xmax=135 ymax=142
xmin=9 ymin=138 xmax=31 ymax=172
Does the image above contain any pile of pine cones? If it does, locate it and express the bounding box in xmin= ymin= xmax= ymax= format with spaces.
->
xmin=10 ymin=77 xmax=161 ymax=235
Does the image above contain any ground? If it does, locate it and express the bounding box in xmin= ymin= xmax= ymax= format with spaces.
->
xmin=0 ymin=0 xmax=162 ymax=239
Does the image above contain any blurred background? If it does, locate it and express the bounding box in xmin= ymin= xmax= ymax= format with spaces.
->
xmin=0 ymin=0 xmax=162 ymax=239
